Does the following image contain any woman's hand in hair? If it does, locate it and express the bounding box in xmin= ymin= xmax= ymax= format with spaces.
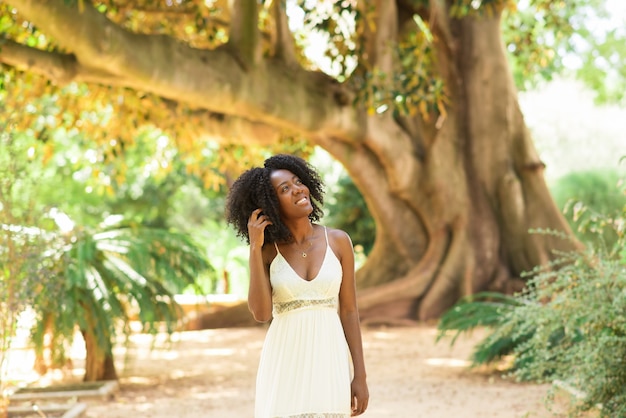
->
xmin=247 ymin=208 xmax=272 ymax=250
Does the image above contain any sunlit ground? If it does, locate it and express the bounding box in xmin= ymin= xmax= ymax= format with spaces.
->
xmin=5 ymin=315 xmax=599 ymax=418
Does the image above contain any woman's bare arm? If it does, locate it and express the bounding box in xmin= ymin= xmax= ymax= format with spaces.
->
xmin=247 ymin=209 xmax=273 ymax=322
xmin=333 ymin=229 xmax=369 ymax=416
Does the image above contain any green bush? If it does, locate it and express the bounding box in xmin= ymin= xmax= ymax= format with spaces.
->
xmin=551 ymin=168 xmax=626 ymax=249
xmin=325 ymin=174 xmax=376 ymax=255
xmin=438 ymin=198 xmax=626 ymax=416
xmin=510 ymin=226 xmax=626 ymax=416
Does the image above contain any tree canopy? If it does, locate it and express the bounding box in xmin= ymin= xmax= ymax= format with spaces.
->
xmin=2 ymin=1 xmax=623 ymax=164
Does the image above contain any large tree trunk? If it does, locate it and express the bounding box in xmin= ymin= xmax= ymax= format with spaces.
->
xmin=1 ymin=0 xmax=581 ymax=325
xmin=328 ymin=8 xmax=579 ymax=321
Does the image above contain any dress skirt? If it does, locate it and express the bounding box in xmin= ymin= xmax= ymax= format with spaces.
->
xmin=254 ymin=305 xmax=352 ymax=418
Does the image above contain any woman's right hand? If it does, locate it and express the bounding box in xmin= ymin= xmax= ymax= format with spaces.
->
xmin=247 ymin=208 xmax=272 ymax=250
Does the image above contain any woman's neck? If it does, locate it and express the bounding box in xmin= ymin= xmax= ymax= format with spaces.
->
xmin=285 ymin=220 xmax=315 ymax=245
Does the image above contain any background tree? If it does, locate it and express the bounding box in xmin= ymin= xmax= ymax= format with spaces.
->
xmin=1 ymin=0 xmax=624 ymax=321
xmin=0 ymin=110 xmax=61 ymax=400
xmin=30 ymin=218 xmax=213 ymax=381
xmin=0 ymin=74 xmax=215 ymax=382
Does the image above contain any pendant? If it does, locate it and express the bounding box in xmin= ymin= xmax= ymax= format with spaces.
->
xmin=302 ymin=252 xmax=307 ymax=258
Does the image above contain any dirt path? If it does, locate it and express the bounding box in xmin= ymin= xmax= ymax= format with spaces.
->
xmin=62 ymin=324 xmax=577 ymax=418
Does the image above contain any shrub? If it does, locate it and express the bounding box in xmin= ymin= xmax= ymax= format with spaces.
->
xmin=551 ymin=168 xmax=626 ymax=249
xmin=437 ymin=292 xmax=536 ymax=367
xmin=438 ymin=184 xmax=626 ymax=416
xmin=511 ymin=226 xmax=625 ymax=416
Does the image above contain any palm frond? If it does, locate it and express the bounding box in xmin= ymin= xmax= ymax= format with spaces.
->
xmin=31 ymin=219 xmax=214 ymax=370
xmin=437 ymin=291 xmax=524 ymax=345
xmin=471 ymin=320 xmax=533 ymax=365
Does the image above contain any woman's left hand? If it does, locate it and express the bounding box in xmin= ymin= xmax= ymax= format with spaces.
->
xmin=351 ymin=376 xmax=369 ymax=416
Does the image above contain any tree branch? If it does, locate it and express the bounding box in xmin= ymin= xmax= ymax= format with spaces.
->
xmin=270 ymin=0 xmax=297 ymax=66
xmin=361 ymin=0 xmax=398 ymax=74
xmin=1 ymin=39 xmax=74 ymax=83
xmin=4 ymin=0 xmax=363 ymax=139
xmin=0 ymin=39 xmax=115 ymax=85
xmin=227 ymin=0 xmax=261 ymax=69
xmin=428 ymin=0 xmax=456 ymax=57
xmin=6 ymin=0 xmax=132 ymax=74
xmin=193 ymin=110 xmax=285 ymax=146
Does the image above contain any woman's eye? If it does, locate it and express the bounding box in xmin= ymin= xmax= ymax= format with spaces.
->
xmin=295 ymin=179 xmax=302 ymax=185
xmin=282 ymin=186 xmax=289 ymax=192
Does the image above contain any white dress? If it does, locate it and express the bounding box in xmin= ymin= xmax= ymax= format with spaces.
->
xmin=255 ymin=227 xmax=352 ymax=418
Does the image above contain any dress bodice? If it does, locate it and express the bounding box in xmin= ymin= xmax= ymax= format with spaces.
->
xmin=269 ymin=227 xmax=343 ymax=316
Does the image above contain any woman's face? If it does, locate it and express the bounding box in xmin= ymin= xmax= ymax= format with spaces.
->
xmin=270 ymin=169 xmax=313 ymax=220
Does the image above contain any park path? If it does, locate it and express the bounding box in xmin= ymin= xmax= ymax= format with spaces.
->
xmin=69 ymin=324 xmax=575 ymax=418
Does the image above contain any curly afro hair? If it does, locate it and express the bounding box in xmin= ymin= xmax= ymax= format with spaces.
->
xmin=225 ymin=154 xmax=325 ymax=245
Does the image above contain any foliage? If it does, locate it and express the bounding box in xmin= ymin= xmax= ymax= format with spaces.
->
xmin=511 ymin=223 xmax=626 ymax=416
xmin=551 ymin=169 xmax=626 ymax=249
xmin=501 ymin=0 xmax=626 ymax=105
xmin=293 ymin=0 xmax=626 ymax=116
xmin=0 ymin=93 xmax=63 ymax=392
xmin=1 ymin=69 xmax=215 ymax=380
xmin=0 ymin=1 xmax=314 ymax=188
xmin=437 ymin=195 xmax=626 ymax=416
xmin=168 ymin=184 xmax=250 ymax=296
xmin=294 ymin=0 xmax=360 ymax=78
xmin=30 ymin=216 xmax=213 ymax=377
xmin=181 ymin=220 xmax=250 ymax=296
xmin=2 ymin=0 xmax=624 ymax=155
xmin=436 ymin=292 xmax=530 ymax=365
xmin=576 ymin=25 xmax=626 ymax=105
xmin=325 ymin=174 xmax=375 ymax=255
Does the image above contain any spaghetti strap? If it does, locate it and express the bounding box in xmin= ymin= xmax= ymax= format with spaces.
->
xmin=273 ymin=241 xmax=280 ymax=254
xmin=323 ymin=226 xmax=328 ymax=246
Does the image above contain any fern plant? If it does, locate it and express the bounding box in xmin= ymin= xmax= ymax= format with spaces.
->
xmin=437 ymin=185 xmax=626 ymax=416
xmin=437 ymin=291 xmax=536 ymax=366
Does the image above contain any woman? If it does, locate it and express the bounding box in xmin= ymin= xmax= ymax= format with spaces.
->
xmin=226 ymin=154 xmax=369 ymax=417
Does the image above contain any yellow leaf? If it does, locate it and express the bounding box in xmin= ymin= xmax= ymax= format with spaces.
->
xmin=42 ymin=143 xmax=54 ymax=165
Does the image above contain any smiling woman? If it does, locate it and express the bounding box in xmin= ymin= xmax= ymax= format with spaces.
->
xmin=225 ymin=154 xmax=369 ymax=418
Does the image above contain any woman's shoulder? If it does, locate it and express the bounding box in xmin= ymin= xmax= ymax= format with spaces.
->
xmin=321 ymin=226 xmax=354 ymax=264
xmin=321 ymin=225 xmax=352 ymax=246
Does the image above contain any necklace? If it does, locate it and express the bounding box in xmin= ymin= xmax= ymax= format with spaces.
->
xmin=300 ymin=240 xmax=313 ymax=258
xmin=292 ymin=225 xmax=315 ymax=257
xmin=291 ymin=237 xmax=313 ymax=258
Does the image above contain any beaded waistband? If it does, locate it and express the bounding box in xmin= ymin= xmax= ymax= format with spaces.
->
xmin=276 ymin=414 xmax=349 ymax=418
xmin=274 ymin=297 xmax=338 ymax=315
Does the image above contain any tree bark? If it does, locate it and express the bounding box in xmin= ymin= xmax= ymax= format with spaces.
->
xmin=79 ymin=300 xmax=117 ymax=381
xmin=318 ymin=6 xmax=580 ymax=321
xmin=1 ymin=0 xmax=581 ymax=326
xmin=82 ymin=329 xmax=118 ymax=381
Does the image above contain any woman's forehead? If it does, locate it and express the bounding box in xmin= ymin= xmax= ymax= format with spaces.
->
xmin=269 ymin=169 xmax=297 ymax=185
